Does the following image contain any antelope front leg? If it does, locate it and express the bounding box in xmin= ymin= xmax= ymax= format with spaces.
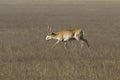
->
xmin=52 ymin=41 xmax=60 ymax=48
xmin=64 ymin=42 xmax=67 ymax=50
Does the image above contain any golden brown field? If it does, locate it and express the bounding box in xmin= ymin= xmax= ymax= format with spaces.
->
xmin=0 ymin=1 xmax=120 ymax=80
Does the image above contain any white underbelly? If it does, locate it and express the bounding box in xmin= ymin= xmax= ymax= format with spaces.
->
xmin=63 ymin=36 xmax=73 ymax=42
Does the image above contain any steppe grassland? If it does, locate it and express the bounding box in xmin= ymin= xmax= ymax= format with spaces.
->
xmin=0 ymin=2 xmax=120 ymax=80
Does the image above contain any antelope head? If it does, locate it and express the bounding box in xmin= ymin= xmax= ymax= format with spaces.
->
xmin=46 ymin=25 xmax=56 ymax=40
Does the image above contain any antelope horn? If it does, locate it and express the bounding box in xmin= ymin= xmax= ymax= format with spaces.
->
xmin=47 ymin=25 xmax=52 ymax=33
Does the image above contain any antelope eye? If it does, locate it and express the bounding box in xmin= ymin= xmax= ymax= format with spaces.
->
xmin=51 ymin=32 xmax=55 ymax=35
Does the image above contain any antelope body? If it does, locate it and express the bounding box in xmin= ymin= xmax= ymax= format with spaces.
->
xmin=46 ymin=27 xmax=89 ymax=49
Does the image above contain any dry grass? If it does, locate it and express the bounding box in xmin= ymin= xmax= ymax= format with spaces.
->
xmin=0 ymin=2 xmax=120 ymax=80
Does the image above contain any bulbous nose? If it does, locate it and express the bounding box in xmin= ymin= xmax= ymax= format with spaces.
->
xmin=45 ymin=37 xmax=48 ymax=40
xmin=45 ymin=36 xmax=49 ymax=40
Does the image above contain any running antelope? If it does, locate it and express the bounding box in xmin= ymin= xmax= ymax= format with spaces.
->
xmin=46 ymin=26 xmax=89 ymax=49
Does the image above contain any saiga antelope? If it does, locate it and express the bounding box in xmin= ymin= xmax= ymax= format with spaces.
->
xmin=46 ymin=26 xmax=89 ymax=49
